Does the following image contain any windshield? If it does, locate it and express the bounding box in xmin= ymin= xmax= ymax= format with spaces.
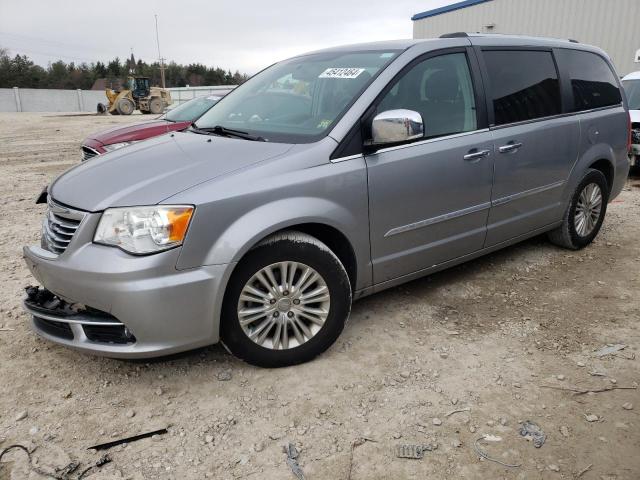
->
xmin=623 ymin=79 xmax=640 ymax=110
xmin=194 ymin=50 xmax=399 ymax=143
xmin=165 ymin=95 xmax=221 ymax=122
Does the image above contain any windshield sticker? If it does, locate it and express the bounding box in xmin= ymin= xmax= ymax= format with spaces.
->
xmin=316 ymin=119 xmax=332 ymax=129
xmin=319 ymin=67 xmax=365 ymax=79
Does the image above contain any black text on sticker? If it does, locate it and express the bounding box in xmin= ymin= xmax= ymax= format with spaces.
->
xmin=319 ymin=68 xmax=365 ymax=79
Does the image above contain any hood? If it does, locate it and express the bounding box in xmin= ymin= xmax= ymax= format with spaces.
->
xmin=87 ymin=119 xmax=189 ymax=145
xmin=630 ymin=109 xmax=640 ymax=124
xmin=51 ymin=131 xmax=294 ymax=211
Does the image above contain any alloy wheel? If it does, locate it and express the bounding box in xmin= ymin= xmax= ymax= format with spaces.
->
xmin=237 ymin=261 xmax=331 ymax=350
xmin=574 ymin=182 xmax=603 ymax=237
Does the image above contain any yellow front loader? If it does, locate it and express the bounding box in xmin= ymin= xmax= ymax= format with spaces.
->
xmin=100 ymin=76 xmax=172 ymax=115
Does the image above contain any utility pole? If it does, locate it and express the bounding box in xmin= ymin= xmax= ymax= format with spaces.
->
xmin=155 ymin=14 xmax=166 ymax=88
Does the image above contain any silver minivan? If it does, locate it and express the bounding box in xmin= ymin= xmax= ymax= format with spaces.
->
xmin=24 ymin=34 xmax=631 ymax=367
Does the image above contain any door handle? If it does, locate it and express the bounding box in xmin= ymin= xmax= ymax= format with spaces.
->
xmin=463 ymin=149 xmax=491 ymax=161
xmin=498 ymin=142 xmax=523 ymax=153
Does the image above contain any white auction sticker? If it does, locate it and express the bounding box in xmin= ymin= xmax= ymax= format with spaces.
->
xmin=319 ymin=67 xmax=365 ymax=79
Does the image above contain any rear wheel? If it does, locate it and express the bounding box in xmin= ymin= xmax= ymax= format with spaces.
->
xmin=149 ymin=97 xmax=164 ymax=114
xmin=116 ymin=97 xmax=135 ymax=115
xmin=221 ymin=231 xmax=352 ymax=368
xmin=547 ymin=169 xmax=609 ymax=250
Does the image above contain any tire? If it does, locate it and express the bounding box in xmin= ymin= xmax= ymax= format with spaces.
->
xmin=149 ymin=97 xmax=164 ymax=114
xmin=221 ymin=231 xmax=352 ymax=368
xmin=547 ymin=168 xmax=609 ymax=250
xmin=116 ymin=97 xmax=135 ymax=115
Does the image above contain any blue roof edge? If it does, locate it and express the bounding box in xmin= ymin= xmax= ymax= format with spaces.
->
xmin=411 ymin=0 xmax=494 ymax=21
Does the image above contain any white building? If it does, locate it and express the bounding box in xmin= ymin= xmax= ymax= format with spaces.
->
xmin=412 ymin=0 xmax=640 ymax=75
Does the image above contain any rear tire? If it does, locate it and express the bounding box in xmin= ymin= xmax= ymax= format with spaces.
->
xmin=547 ymin=168 xmax=609 ymax=250
xmin=116 ymin=98 xmax=135 ymax=115
xmin=221 ymin=231 xmax=352 ymax=368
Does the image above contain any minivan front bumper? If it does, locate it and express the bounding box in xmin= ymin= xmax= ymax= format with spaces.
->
xmin=23 ymin=243 xmax=230 ymax=358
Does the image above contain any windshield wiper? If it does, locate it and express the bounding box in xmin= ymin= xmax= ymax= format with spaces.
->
xmin=191 ymin=125 xmax=266 ymax=141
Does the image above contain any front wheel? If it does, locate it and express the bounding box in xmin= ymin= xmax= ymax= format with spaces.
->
xmin=547 ymin=169 xmax=609 ymax=250
xmin=221 ymin=231 xmax=352 ymax=368
xmin=116 ymin=97 xmax=135 ymax=115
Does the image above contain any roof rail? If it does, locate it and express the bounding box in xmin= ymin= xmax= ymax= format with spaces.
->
xmin=568 ymin=38 xmax=579 ymax=43
xmin=439 ymin=32 xmax=469 ymax=38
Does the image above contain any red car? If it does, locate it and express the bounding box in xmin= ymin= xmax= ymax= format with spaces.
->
xmin=80 ymin=93 xmax=230 ymax=161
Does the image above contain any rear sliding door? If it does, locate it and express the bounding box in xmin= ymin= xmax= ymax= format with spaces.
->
xmin=477 ymin=47 xmax=580 ymax=246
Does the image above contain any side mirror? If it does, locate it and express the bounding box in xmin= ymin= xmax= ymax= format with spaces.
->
xmin=371 ymin=109 xmax=424 ymax=146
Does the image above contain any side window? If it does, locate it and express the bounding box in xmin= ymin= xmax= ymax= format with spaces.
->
xmin=377 ymin=53 xmax=478 ymax=139
xmin=556 ymin=49 xmax=622 ymax=111
xmin=483 ymin=50 xmax=561 ymax=125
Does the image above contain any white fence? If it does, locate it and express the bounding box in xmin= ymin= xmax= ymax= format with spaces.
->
xmin=0 ymin=85 xmax=236 ymax=113
xmin=168 ymin=86 xmax=235 ymax=107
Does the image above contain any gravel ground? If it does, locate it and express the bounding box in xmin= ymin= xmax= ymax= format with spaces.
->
xmin=0 ymin=112 xmax=639 ymax=480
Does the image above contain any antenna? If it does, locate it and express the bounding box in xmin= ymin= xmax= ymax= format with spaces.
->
xmin=155 ymin=14 xmax=166 ymax=88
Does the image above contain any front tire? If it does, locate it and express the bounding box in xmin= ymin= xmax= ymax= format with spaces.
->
xmin=116 ymin=97 xmax=135 ymax=115
xmin=547 ymin=168 xmax=609 ymax=250
xmin=221 ymin=231 xmax=352 ymax=368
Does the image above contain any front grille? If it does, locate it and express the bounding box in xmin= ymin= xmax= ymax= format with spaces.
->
xmin=41 ymin=199 xmax=85 ymax=255
xmin=81 ymin=145 xmax=100 ymax=161
xmin=33 ymin=317 xmax=74 ymax=340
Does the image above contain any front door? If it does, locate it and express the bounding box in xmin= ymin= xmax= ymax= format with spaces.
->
xmin=366 ymin=50 xmax=495 ymax=284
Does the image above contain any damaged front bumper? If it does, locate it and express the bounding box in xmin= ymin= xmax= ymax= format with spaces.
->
xmin=631 ymin=127 xmax=640 ymax=166
xmin=24 ymin=286 xmax=137 ymax=345
xmin=22 ymin=243 xmax=231 ymax=358
xmin=631 ymin=144 xmax=640 ymax=166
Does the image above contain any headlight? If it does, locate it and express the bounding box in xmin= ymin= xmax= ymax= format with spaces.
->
xmin=94 ymin=205 xmax=194 ymax=254
xmin=103 ymin=141 xmax=138 ymax=152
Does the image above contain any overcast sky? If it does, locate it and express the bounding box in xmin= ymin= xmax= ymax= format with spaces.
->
xmin=0 ymin=0 xmax=454 ymax=74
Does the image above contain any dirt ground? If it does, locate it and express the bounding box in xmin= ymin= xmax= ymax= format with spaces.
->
xmin=0 ymin=112 xmax=638 ymax=480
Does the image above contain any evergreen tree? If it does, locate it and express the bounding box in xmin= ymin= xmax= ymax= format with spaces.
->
xmin=0 ymin=46 xmax=247 ymax=89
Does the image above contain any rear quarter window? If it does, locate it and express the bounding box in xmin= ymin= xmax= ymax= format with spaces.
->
xmin=556 ymin=49 xmax=622 ymax=111
xmin=482 ymin=50 xmax=561 ymax=126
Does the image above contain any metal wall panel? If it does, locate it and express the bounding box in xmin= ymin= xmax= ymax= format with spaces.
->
xmin=413 ymin=0 xmax=640 ymax=75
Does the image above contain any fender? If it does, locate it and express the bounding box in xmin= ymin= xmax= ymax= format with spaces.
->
xmin=562 ymin=142 xmax=615 ymax=203
xmin=171 ymin=143 xmax=373 ymax=285
xmin=199 ymin=196 xmax=370 ymax=286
